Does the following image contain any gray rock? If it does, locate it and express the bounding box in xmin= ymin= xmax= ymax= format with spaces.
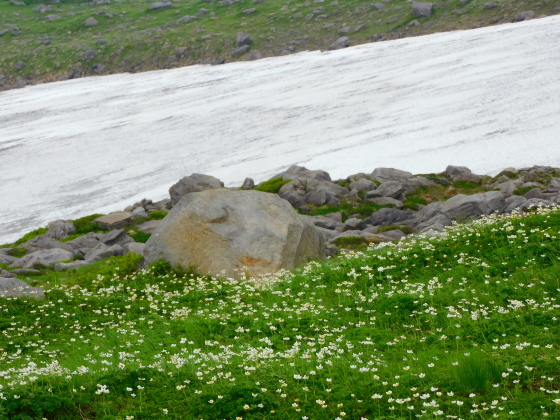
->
xmin=0 ymin=278 xmax=44 ymax=299
xmin=493 ymin=180 xmax=516 ymax=197
xmin=143 ymin=190 xmax=326 ymax=278
xmin=132 ymin=206 xmax=148 ymax=218
xmin=14 ymin=61 xmax=25 ymax=71
xmin=484 ymin=2 xmax=497 ymax=9
xmin=22 ymin=235 xmax=73 ymax=253
xmin=137 ymin=220 xmax=162 ymax=234
xmin=149 ymin=1 xmax=172 ymax=10
xmin=11 ymin=268 xmax=41 ymax=275
xmin=504 ymin=195 xmax=526 ymax=213
xmin=84 ymin=243 xmax=123 ymax=263
xmin=84 ymin=17 xmax=99 ymax=26
xmin=412 ymin=2 xmax=433 ymax=17
xmin=54 ymin=260 xmax=90 ymax=271
xmin=349 ymin=178 xmax=376 ymax=192
xmin=91 ymin=63 xmax=106 ymax=74
xmin=514 ymin=11 xmax=535 ymax=21
xmin=82 ymin=50 xmax=96 ymax=60
xmin=245 ymin=50 xmax=262 ymax=61
xmin=377 ymin=229 xmax=406 ymax=240
xmin=0 ymin=253 xmax=17 ymax=264
xmin=66 ymin=232 xmax=103 ymax=252
xmin=152 ymin=198 xmax=171 ymax=210
xmin=442 ymin=191 xmax=505 ymax=220
xmin=371 ymin=168 xmax=413 ymax=183
xmin=370 ymin=3 xmax=385 ymax=9
xmin=307 ymin=215 xmax=340 ymax=230
xmin=231 ymin=45 xmax=250 ymax=57
xmin=94 ymin=212 xmax=133 ymax=230
xmin=11 ymin=249 xmax=73 ymax=269
xmin=243 ymin=7 xmax=256 ymax=13
xmin=343 ymin=218 xmax=365 ymax=231
xmin=274 ymin=165 xmax=332 ymax=182
xmin=376 ymin=181 xmax=406 ymax=199
xmin=177 ymin=15 xmax=196 ymax=23
xmin=0 ymin=269 xmax=16 ymax=278
xmin=33 ymin=4 xmax=51 ymax=12
xmin=368 ymin=197 xmax=403 ymax=208
xmin=524 ymin=188 xmax=543 ymax=200
xmin=236 ymin=32 xmax=251 ymax=48
xmin=315 ymin=227 xmax=338 ymax=242
xmin=278 ymin=177 xmax=348 ymax=208
xmin=101 ymin=229 xmax=134 ymax=247
xmin=365 ymin=208 xmax=415 ymax=226
xmin=517 ymin=198 xmax=554 ymax=213
xmin=45 ymin=220 xmax=76 ymax=239
xmin=123 ymin=242 xmax=146 ymax=255
xmin=169 ymin=173 xmax=222 ymax=205
xmin=242 ymin=178 xmax=255 ymax=190
xmin=544 ymin=178 xmax=560 ymax=193
xmin=444 ymin=165 xmax=482 ymax=183
xmin=197 ymin=8 xmax=208 ymax=16
xmin=339 ymin=27 xmax=351 ymax=34
xmin=328 ymin=37 xmax=350 ymax=50
xmin=325 ymin=212 xmax=342 ymax=223
xmin=10 ymin=1 xmax=26 ymax=5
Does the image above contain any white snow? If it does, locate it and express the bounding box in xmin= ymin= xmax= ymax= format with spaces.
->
xmin=1 ymin=16 xmax=560 ymax=244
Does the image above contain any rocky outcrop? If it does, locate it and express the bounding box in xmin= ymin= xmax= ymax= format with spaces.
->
xmin=169 ymin=173 xmax=222 ymax=205
xmin=278 ymin=177 xmax=349 ymax=208
xmin=143 ymin=189 xmax=326 ymax=278
xmin=0 ymin=277 xmax=44 ymax=299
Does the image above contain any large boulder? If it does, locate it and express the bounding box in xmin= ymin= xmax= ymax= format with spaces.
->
xmin=169 ymin=173 xmax=222 ymax=205
xmin=365 ymin=208 xmax=415 ymax=226
xmin=412 ymin=2 xmax=434 ymax=17
xmin=143 ymin=189 xmax=326 ymax=278
xmin=442 ymin=191 xmax=506 ymax=219
xmin=94 ymin=212 xmax=132 ymax=230
xmin=371 ymin=168 xmax=413 ymax=183
xmin=45 ymin=220 xmax=76 ymax=239
xmin=0 ymin=278 xmax=44 ymax=299
xmin=444 ymin=165 xmax=482 ymax=183
xmin=278 ymin=177 xmax=348 ymax=208
xmin=22 ymin=234 xmax=74 ymax=253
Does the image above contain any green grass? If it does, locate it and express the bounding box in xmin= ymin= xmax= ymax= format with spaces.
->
xmin=1 ymin=0 xmax=559 ymax=89
xmin=0 ymin=227 xmax=48 ymax=249
xmin=1 ymin=206 xmax=560 ymax=419
xmin=514 ymin=186 xmax=536 ymax=196
xmin=72 ymin=213 xmax=106 ymax=235
xmin=253 ymin=177 xmax=291 ymax=194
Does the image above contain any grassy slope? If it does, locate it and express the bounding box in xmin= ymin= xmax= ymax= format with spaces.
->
xmin=0 ymin=206 xmax=559 ymax=419
xmin=1 ymin=0 xmax=560 ymax=89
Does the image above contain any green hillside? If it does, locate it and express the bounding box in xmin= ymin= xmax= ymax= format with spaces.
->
xmin=1 ymin=205 xmax=559 ymax=419
xmin=1 ymin=0 xmax=559 ymax=89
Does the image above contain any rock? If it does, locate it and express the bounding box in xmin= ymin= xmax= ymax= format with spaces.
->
xmin=274 ymin=165 xmax=332 ymax=182
xmin=339 ymin=27 xmax=350 ymax=34
xmin=371 ymin=168 xmax=413 ymax=183
xmin=349 ymin=178 xmax=376 ymax=192
xmin=236 ymin=32 xmax=251 ymax=48
xmin=504 ymin=195 xmax=526 ymax=213
xmin=81 ymin=50 xmax=96 ymax=60
xmin=484 ymin=2 xmax=497 ymax=9
xmin=245 ymin=50 xmax=262 ymax=61
xmin=444 ymin=165 xmax=482 ymax=183
xmin=142 ymin=189 xmax=326 ymax=278
xmin=544 ymin=178 xmax=560 ymax=193
xmin=132 ymin=206 xmax=148 ymax=218
xmin=10 ymin=1 xmax=26 ymax=5
xmin=0 ymin=269 xmax=16 ymax=278
xmin=211 ymin=57 xmax=226 ymax=65
xmin=66 ymin=232 xmax=104 ymax=252
xmin=123 ymin=242 xmax=146 ymax=255
xmin=493 ymin=180 xmax=516 ymax=197
xmin=177 ymin=15 xmax=196 ymax=23
xmin=517 ymin=198 xmax=554 ymax=213
xmin=84 ymin=17 xmax=99 ymax=27
xmin=33 ymin=4 xmax=51 ymax=12
xmin=11 ymin=268 xmax=41 ymax=275
xmin=442 ymin=191 xmax=505 ymax=220
xmin=45 ymin=220 xmax=76 ymax=239
xmin=243 ymin=8 xmax=256 ymax=13
xmin=0 ymin=278 xmax=44 ymax=299
xmin=377 ymin=229 xmax=406 ymax=240
xmin=231 ymin=45 xmax=250 ymax=57
xmin=278 ymin=177 xmax=348 ymax=208
xmin=22 ymin=235 xmax=73 ymax=253
xmin=514 ymin=11 xmax=535 ymax=21
xmin=54 ymin=261 xmax=90 ymax=271
xmin=328 ymin=37 xmax=350 ymax=50
xmin=84 ymin=243 xmax=123 ymax=263
xmin=169 ymin=173 xmax=222 ymax=206
xmin=376 ymin=181 xmax=406 ymax=199
xmin=94 ymin=212 xmax=133 ymax=230
xmin=101 ymin=229 xmax=134 ymax=247
xmin=325 ymin=212 xmax=342 ymax=223
xmin=412 ymin=2 xmax=433 ymax=17
xmin=368 ymin=197 xmax=403 ymax=208
xmin=370 ymin=3 xmax=385 ymax=9
xmin=14 ymin=61 xmax=25 ymax=71
xmin=499 ymin=167 xmax=519 ymax=177
xmin=242 ymin=178 xmax=255 ymax=190
xmin=149 ymin=1 xmax=172 ymax=10
xmin=365 ymin=208 xmax=415 ymax=227
xmin=137 ymin=220 xmax=162 ymax=234
xmin=300 ymin=215 xmax=340 ymax=230
xmin=11 ymin=249 xmax=73 ymax=269
xmin=197 ymin=8 xmax=208 ymax=16
xmin=342 ymin=218 xmax=365 ymax=231
xmin=0 ymin=253 xmax=17 ymax=264
xmin=524 ymin=188 xmax=543 ymax=200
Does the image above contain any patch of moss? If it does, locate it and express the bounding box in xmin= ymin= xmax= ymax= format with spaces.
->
xmin=402 ymin=197 xmax=428 ymax=211
xmin=73 ymin=214 xmax=106 ymax=235
xmin=378 ymin=225 xmax=413 ymax=235
xmin=147 ymin=210 xmax=168 ymax=220
xmin=452 ymin=180 xmax=481 ymax=189
xmin=7 ymin=247 xmax=27 ymax=258
xmin=130 ymin=231 xmax=152 ymax=243
xmin=513 ymin=186 xmax=535 ymax=196
xmin=253 ymin=177 xmax=291 ymax=194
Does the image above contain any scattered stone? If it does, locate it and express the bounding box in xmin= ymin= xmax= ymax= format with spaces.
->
xmin=11 ymin=249 xmax=73 ymax=269
xmin=524 ymin=188 xmax=543 ymax=200
xmin=169 ymin=173 xmax=222 ymax=206
xmin=177 ymin=15 xmax=196 ymax=23
xmin=349 ymin=178 xmax=376 ymax=192
xmin=101 ymin=229 xmax=134 ymax=247
xmin=370 ymin=3 xmax=385 ymax=10
xmin=94 ymin=212 xmax=133 ymax=230
xmin=149 ymin=1 xmax=172 ymax=10
xmin=211 ymin=57 xmax=226 ymax=65
xmin=369 ymin=197 xmax=403 ymax=208
xmin=137 ymin=220 xmax=162 ymax=234
xmin=371 ymin=168 xmax=413 ymax=183
xmin=14 ymin=61 xmax=25 ymax=71
xmin=245 ymin=50 xmax=262 ymax=61
xmin=231 ymin=45 xmax=250 ymax=57
xmin=236 ymin=32 xmax=251 ymax=48
xmin=242 ymin=178 xmax=255 ymax=190
xmin=85 ymin=243 xmax=123 ymax=263
xmin=484 ymin=2 xmax=497 ymax=10
xmin=0 ymin=277 xmax=44 ymax=299
xmin=174 ymin=47 xmax=188 ymax=55
xmin=123 ymin=242 xmax=145 ymax=255
xmin=514 ymin=11 xmax=535 ymax=21
xmin=243 ymin=8 xmax=256 ymax=14
xmin=354 ymin=24 xmax=367 ymax=32
xmin=365 ymin=208 xmax=415 ymax=227
xmin=325 ymin=212 xmax=343 ymax=223
xmin=143 ymin=190 xmax=326 ymax=278
xmin=504 ymin=195 xmax=527 ymax=213
xmin=54 ymin=260 xmax=90 ymax=271
xmin=274 ymin=165 xmax=331 ymax=182
xmin=412 ymin=2 xmax=434 ymax=17
xmin=376 ymin=181 xmax=406 ymax=199
xmin=42 ymin=14 xmax=60 ymax=20
xmin=328 ymin=37 xmax=349 ymax=50
xmin=132 ymin=206 xmax=148 ymax=218
xmin=339 ymin=27 xmax=351 ymax=34
xmin=10 ymin=1 xmax=26 ymax=5
xmin=444 ymin=165 xmax=482 ymax=183
xmin=33 ymin=4 xmax=51 ymax=13
xmin=0 ymin=253 xmax=17 ymax=265
xmin=279 ymin=177 xmax=348 ymax=208
xmin=84 ymin=17 xmax=99 ymax=27
xmin=22 ymin=235 xmax=73 ymax=254
xmin=45 ymin=220 xmax=76 ymax=239
xmin=91 ymin=63 xmax=107 ymax=74
xmin=453 ymin=9 xmax=465 ymax=14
